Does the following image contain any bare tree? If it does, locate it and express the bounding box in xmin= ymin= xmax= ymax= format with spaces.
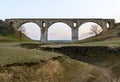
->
xmin=18 ymin=26 xmax=26 ymax=41
xmin=90 ymin=25 xmax=102 ymax=36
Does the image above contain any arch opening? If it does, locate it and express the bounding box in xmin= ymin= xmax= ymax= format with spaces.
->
xmin=106 ymin=22 xmax=110 ymax=28
xmin=9 ymin=22 xmax=14 ymax=27
xmin=78 ymin=22 xmax=103 ymax=40
xmin=73 ymin=22 xmax=77 ymax=27
xmin=42 ymin=21 xmax=46 ymax=27
xmin=18 ymin=22 xmax=41 ymax=40
xmin=48 ymin=22 xmax=72 ymax=41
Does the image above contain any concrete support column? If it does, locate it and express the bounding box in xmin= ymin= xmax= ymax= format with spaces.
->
xmin=72 ymin=28 xmax=78 ymax=42
xmin=41 ymin=28 xmax=48 ymax=42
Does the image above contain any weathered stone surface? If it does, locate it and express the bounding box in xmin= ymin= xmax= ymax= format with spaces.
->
xmin=5 ymin=18 xmax=115 ymax=42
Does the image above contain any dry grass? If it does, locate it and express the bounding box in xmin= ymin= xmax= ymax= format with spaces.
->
xmin=0 ymin=60 xmax=63 ymax=82
xmin=1 ymin=26 xmax=120 ymax=82
xmin=57 ymin=56 xmax=112 ymax=82
xmin=77 ymin=25 xmax=120 ymax=46
xmin=0 ymin=45 xmax=61 ymax=66
xmin=0 ymin=42 xmax=112 ymax=82
xmin=0 ymin=56 xmax=112 ymax=82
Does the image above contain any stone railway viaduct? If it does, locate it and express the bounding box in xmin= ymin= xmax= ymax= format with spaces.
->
xmin=5 ymin=18 xmax=115 ymax=42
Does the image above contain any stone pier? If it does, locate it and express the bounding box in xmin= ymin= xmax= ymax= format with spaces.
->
xmin=5 ymin=18 xmax=115 ymax=42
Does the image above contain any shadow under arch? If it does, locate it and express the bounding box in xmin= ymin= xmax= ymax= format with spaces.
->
xmin=19 ymin=22 xmax=41 ymax=40
xmin=78 ymin=22 xmax=103 ymax=40
xmin=48 ymin=22 xmax=72 ymax=41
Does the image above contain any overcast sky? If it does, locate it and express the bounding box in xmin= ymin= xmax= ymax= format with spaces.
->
xmin=0 ymin=0 xmax=120 ymax=40
xmin=0 ymin=0 xmax=120 ymax=22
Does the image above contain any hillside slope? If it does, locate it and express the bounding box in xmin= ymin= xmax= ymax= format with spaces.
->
xmin=0 ymin=20 xmax=32 ymax=42
xmin=79 ymin=24 xmax=120 ymax=45
xmin=0 ymin=34 xmax=33 ymax=42
xmin=0 ymin=43 xmax=112 ymax=82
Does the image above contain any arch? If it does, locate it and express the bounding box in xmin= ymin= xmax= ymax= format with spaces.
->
xmin=48 ymin=22 xmax=72 ymax=41
xmin=48 ymin=21 xmax=72 ymax=29
xmin=79 ymin=21 xmax=104 ymax=29
xmin=9 ymin=22 xmax=14 ymax=27
xmin=73 ymin=21 xmax=77 ymax=27
xmin=5 ymin=18 xmax=115 ymax=42
xmin=42 ymin=21 xmax=46 ymax=27
xmin=106 ymin=22 xmax=110 ymax=28
xmin=78 ymin=22 xmax=103 ymax=40
xmin=19 ymin=22 xmax=41 ymax=40
xmin=18 ymin=21 xmax=41 ymax=29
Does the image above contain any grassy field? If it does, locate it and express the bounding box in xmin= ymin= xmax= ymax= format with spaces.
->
xmin=78 ymin=25 xmax=120 ymax=44
xmin=0 ymin=43 xmax=113 ymax=82
xmin=0 ymin=51 xmax=112 ymax=82
xmin=0 ymin=33 xmax=35 ymax=42
xmin=0 ymin=25 xmax=120 ymax=81
xmin=0 ymin=43 xmax=61 ymax=66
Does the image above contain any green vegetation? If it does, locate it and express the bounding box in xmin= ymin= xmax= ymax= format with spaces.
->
xmin=58 ymin=56 xmax=112 ymax=82
xmin=0 ymin=53 xmax=112 ymax=82
xmin=0 ymin=34 xmax=31 ymax=42
xmin=0 ymin=43 xmax=113 ymax=82
xmin=0 ymin=44 xmax=61 ymax=66
xmin=0 ymin=20 xmax=14 ymax=34
xmin=0 ymin=23 xmax=120 ymax=81
xmin=0 ymin=20 xmax=34 ymax=42
xmin=78 ymin=24 xmax=120 ymax=46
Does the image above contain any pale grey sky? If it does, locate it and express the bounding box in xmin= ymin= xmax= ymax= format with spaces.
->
xmin=0 ymin=0 xmax=120 ymax=21
xmin=0 ymin=0 xmax=120 ymax=40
